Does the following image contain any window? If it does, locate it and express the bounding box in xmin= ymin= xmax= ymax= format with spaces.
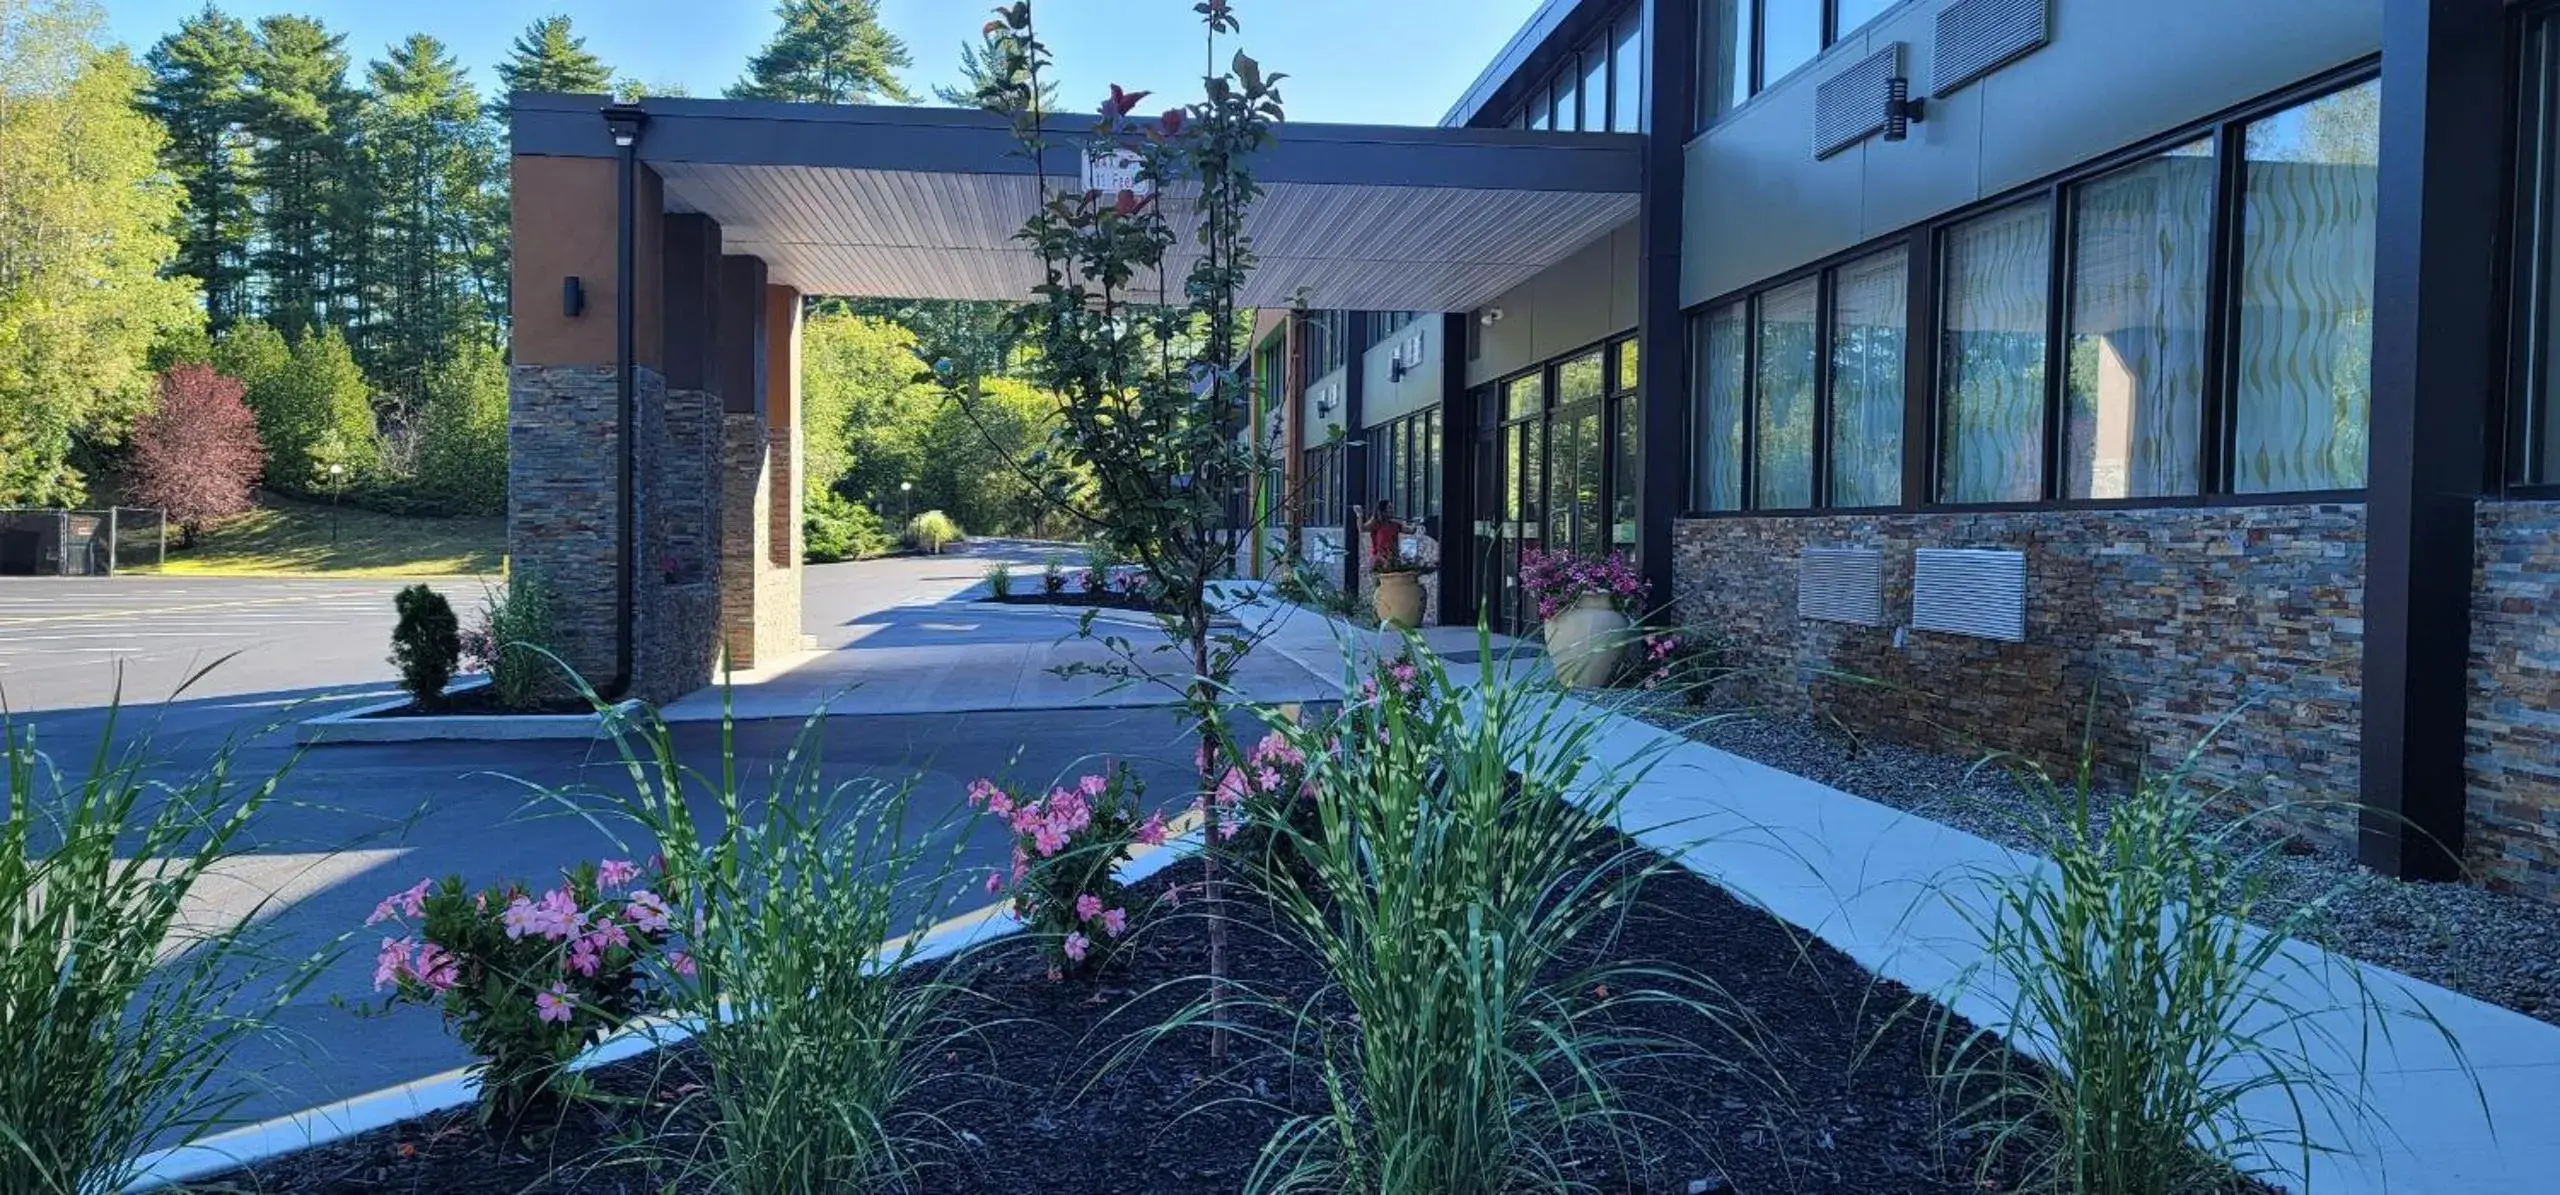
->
xmin=1611 ymin=337 xmax=1641 ymax=545
xmin=1301 ymin=445 xmax=1342 ymax=529
xmin=2233 ymin=80 xmax=2378 ymax=493
xmin=1700 ymin=0 xmax=1907 ymax=129
xmin=1611 ymin=13 xmax=1643 ymax=133
xmin=1368 ymin=311 xmax=1422 ymax=350
xmin=1553 ymin=70 xmax=1578 ymax=131
xmin=1938 ymin=200 xmax=2053 ymax=503
xmin=1504 ymin=373 xmax=1545 ymax=421
xmin=1755 ymin=277 xmax=1819 ymax=508
xmin=1691 ymin=301 xmax=1747 ymax=511
xmin=2065 ymin=141 xmax=2212 ymax=499
xmin=1828 ymin=246 xmax=1907 ymax=507
xmin=1579 ymin=37 xmax=1608 ymax=131
xmin=1528 ymin=82 xmax=1552 ymax=131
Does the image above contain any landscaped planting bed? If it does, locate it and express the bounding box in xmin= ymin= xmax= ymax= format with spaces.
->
xmin=1599 ymin=694 xmax=2560 ymax=1028
xmin=201 ymin=842 xmax=2110 ymax=1195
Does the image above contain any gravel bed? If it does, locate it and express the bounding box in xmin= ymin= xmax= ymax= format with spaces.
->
xmin=1586 ymin=690 xmax=2560 ymax=1028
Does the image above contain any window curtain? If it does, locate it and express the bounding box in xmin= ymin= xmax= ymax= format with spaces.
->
xmin=2065 ymin=144 xmax=2212 ymax=499
xmin=2234 ymin=81 xmax=2378 ymax=493
xmin=1939 ymin=200 xmax=2053 ymax=503
xmin=1828 ymin=247 xmax=1908 ymax=507
xmin=1755 ymin=277 xmax=1819 ymax=508
xmin=1692 ymin=304 xmax=1746 ymax=510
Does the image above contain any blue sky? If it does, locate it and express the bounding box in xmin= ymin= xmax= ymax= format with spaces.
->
xmin=102 ymin=0 xmax=1544 ymax=127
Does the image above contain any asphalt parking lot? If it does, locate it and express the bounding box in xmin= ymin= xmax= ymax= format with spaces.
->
xmin=0 ymin=575 xmax=422 ymax=717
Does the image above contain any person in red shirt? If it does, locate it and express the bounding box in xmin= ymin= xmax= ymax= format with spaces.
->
xmin=1365 ymin=501 xmax=1402 ymax=568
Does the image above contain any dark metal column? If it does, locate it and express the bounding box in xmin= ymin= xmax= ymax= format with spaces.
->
xmin=2360 ymin=0 xmax=2505 ymax=880
xmin=1342 ymin=312 xmax=1370 ymax=601
xmin=1438 ymin=312 xmax=1476 ymax=625
xmin=1636 ymin=0 xmax=1696 ymax=612
xmin=602 ymin=103 xmax=649 ymax=700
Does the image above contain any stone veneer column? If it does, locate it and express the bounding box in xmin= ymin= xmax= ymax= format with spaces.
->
xmin=720 ymin=413 xmax=775 ymax=668
xmin=755 ymin=283 xmax=804 ymax=666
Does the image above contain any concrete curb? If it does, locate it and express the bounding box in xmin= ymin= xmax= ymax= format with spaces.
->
xmin=120 ymin=821 xmax=1209 ymax=1192
xmin=297 ymin=678 xmax=643 ymax=745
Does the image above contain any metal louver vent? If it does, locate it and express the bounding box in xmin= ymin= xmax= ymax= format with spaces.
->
xmin=1813 ymin=45 xmax=1900 ymax=160
xmin=1911 ymin=548 xmax=2027 ymax=642
xmin=1798 ymin=548 xmax=1885 ymax=627
xmin=1932 ymin=0 xmax=2048 ymax=98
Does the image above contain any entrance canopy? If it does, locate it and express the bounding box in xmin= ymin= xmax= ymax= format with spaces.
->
xmin=512 ymin=94 xmax=1640 ymax=313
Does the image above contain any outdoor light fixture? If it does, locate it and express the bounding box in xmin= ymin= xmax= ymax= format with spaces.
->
xmin=1882 ymin=76 xmax=1926 ymax=142
xmin=562 ymin=276 xmax=585 ymax=318
xmin=602 ymin=103 xmax=649 ymax=148
xmin=1479 ymin=308 xmax=1505 ymax=327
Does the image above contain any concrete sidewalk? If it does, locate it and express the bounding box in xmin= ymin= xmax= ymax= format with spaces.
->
xmin=1558 ymin=698 xmax=2557 ymax=1195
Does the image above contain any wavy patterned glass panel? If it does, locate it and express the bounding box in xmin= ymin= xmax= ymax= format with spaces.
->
xmin=2235 ymin=80 xmax=2378 ymax=494
xmin=1757 ymin=277 xmax=1820 ymax=509
xmin=1829 ymin=246 xmax=1909 ymax=507
xmin=1938 ymin=200 xmax=2053 ymax=503
xmin=1692 ymin=304 xmax=1746 ymax=511
xmin=2065 ymin=142 xmax=2211 ymax=500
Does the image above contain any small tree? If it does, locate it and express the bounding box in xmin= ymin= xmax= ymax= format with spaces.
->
xmin=390 ymin=584 xmax=462 ymax=708
xmin=415 ymin=340 xmax=509 ymax=516
xmin=973 ymin=0 xmax=1284 ymax=1057
xmin=128 ymin=364 xmax=264 ymax=546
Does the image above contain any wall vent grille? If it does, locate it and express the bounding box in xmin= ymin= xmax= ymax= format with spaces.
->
xmin=1798 ymin=548 xmax=1886 ymax=627
xmin=1933 ymin=0 xmax=2048 ymax=98
xmin=1813 ymin=45 xmax=1900 ymax=160
xmin=1911 ymin=548 xmax=2027 ymax=641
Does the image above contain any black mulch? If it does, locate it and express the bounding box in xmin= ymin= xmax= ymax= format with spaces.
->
xmin=197 ymin=838 xmax=2262 ymax=1195
xmin=360 ymin=688 xmax=594 ymax=719
xmin=983 ymin=588 xmax=1168 ymax=614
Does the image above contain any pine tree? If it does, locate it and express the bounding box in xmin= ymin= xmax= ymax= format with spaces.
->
xmin=932 ymin=28 xmax=1057 ymax=112
xmin=362 ymin=34 xmax=499 ymax=409
xmin=143 ymin=6 xmax=257 ymax=331
xmin=728 ymin=0 xmax=914 ymax=105
xmin=493 ymin=15 xmax=612 ymax=103
xmin=243 ymin=15 xmax=360 ymax=342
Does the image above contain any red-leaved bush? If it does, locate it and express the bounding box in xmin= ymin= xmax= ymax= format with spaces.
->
xmin=129 ymin=364 xmax=263 ymax=545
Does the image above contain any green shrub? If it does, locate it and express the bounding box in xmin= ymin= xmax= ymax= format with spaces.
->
xmin=0 ymin=703 xmax=331 ymax=1194
xmin=1937 ymin=721 xmax=2472 ymax=1193
xmin=413 ymin=341 xmax=510 ymax=517
xmin=906 ymin=509 xmax=962 ymax=554
xmin=391 ymin=584 xmax=463 ymax=708
xmin=985 ymin=561 xmax=1013 ymax=598
xmin=566 ymin=703 xmax=977 ymax=1190
xmin=464 ymin=571 xmax=560 ymax=710
xmin=805 ymin=491 xmax=892 ymax=564
xmin=1216 ymin=636 xmax=1758 ymax=1193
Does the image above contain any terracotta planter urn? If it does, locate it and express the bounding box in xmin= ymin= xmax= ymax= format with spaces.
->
xmin=1373 ymin=569 xmax=1427 ymax=629
xmin=1543 ymin=592 xmax=1631 ymax=688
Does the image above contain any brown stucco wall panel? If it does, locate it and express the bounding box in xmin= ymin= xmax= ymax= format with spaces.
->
xmin=511 ymin=155 xmax=664 ymax=370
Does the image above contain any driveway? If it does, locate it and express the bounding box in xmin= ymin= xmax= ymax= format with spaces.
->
xmin=0 ymin=553 xmax=1314 ymax=1128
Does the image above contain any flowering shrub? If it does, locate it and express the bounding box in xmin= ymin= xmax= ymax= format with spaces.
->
xmin=1042 ymin=557 xmax=1067 ymax=595
xmin=1518 ymin=547 xmax=1649 ymax=623
xmin=1628 ymin=627 xmax=1727 ymax=700
xmin=366 ymin=859 xmax=675 ymax=1124
xmin=1201 ymin=731 xmax=1315 ymax=838
xmin=970 ymin=768 xmax=1162 ymax=977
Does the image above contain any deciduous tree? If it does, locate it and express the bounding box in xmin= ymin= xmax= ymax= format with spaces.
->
xmin=128 ymin=364 xmax=263 ymax=545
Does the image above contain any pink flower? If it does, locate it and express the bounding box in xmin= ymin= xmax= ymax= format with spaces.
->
xmin=535 ymin=984 xmax=573 ymax=1024
xmin=512 ymin=889 xmax=584 ymax=941
xmin=367 ymin=878 xmax=432 ymax=927
xmin=1075 ymin=892 xmax=1104 ymax=922
xmin=411 ymin=943 xmax=460 ymax=992
xmin=625 ymin=890 xmax=673 ymax=934
xmin=1135 ymin=811 xmax=1169 ymax=846
xmin=1063 ymin=932 xmax=1091 ymax=963
xmin=372 ymin=937 xmax=413 ymax=991
xmin=1078 ymin=773 xmax=1108 ymax=798
xmin=984 ymin=870 xmax=1005 ymax=896
xmin=1032 ymin=822 xmax=1069 ymax=857
xmin=585 ymin=916 xmax=631 ymax=953
xmin=596 ymin=859 xmax=639 ymax=891
xmin=1256 ymin=767 xmax=1283 ymax=793
xmin=668 ymin=950 xmax=697 ymax=978
xmin=1101 ymin=907 xmax=1128 ymax=938
xmin=1010 ymin=847 xmax=1029 ymax=884
xmin=566 ymin=941 xmax=601 ymax=977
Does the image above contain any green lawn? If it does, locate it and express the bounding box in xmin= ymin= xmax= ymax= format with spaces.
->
xmin=151 ymin=493 xmax=503 ymax=578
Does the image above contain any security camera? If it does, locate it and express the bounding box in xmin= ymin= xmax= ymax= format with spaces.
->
xmin=1478 ymin=308 xmax=1505 ymax=327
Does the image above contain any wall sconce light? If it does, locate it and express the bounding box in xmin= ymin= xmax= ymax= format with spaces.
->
xmin=1882 ymin=76 xmax=1926 ymax=142
xmin=1479 ymin=307 xmax=1505 ymax=327
xmin=1316 ymin=392 xmax=1339 ymax=418
xmin=1390 ymin=357 xmax=1412 ymax=383
xmin=563 ymin=276 xmax=586 ymax=318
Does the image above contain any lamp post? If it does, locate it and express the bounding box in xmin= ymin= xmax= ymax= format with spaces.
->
xmin=900 ymin=481 xmax=914 ymax=526
xmin=327 ymin=462 xmax=346 ymax=546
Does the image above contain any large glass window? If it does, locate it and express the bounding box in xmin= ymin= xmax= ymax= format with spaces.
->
xmin=1691 ymin=302 xmax=1747 ymax=511
xmin=1579 ymin=38 xmax=1608 ymax=131
xmin=1764 ymin=0 xmax=1824 ymax=86
xmin=2517 ymin=12 xmax=2560 ymax=483
xmin=1828 ymin=246 xmax=1907 ymax=507
xmin=2233 ymin=80 xmax=2378 ymax=493
xmin=1504 ymin=374 xmax=1544 ymax=421
xmin=1611 ymin=336 xmax=1640 ymax=545
xmin=1755 ymin=277 xmax=1819 ymax=508
xmin=1699 ymin=0 xmax=1755 ymax=124
xmin=2066 ymin=142 xmax=2213 ymax=500
xmin=1938 ymin=200 xmax=2053 ymax=503
xmin=1611 ymin=13 xmax=1643 ymax=133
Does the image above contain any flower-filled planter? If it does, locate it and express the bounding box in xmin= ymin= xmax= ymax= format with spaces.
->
xmin=1520 ymin=547 xmax=1647 ymax=688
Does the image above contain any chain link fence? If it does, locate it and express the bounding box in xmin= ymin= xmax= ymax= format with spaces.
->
xmin=0 ymin=508 xmax=166 ymax=576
